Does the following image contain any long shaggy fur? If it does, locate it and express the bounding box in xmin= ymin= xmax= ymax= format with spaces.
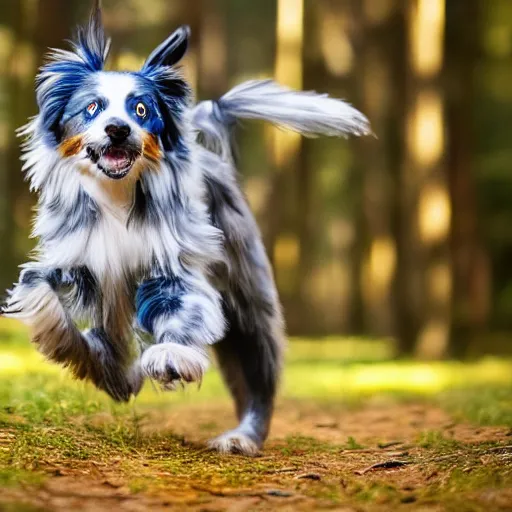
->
xmin=2 ymin=2 xmax=370 ymax=454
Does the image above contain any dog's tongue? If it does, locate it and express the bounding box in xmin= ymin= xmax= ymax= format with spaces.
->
xmin=103 ymin=148 xmax=131 ymax=171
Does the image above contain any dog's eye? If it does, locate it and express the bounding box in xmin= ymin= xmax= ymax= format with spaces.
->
xmin=86 ymin=102 xmax=99 ymax=117
xmin=135 ymin=102 xmax=147 ymax=118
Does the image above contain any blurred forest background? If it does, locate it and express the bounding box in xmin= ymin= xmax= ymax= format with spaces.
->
xmin=0 ymin=0 xmax=511 ymax=359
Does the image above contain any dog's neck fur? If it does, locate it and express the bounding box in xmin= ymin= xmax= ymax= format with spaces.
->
xmin=79 ymin=162 xmax=138 ymax=217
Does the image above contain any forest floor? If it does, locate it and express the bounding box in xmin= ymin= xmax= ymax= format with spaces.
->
xmin=1 ymin=320 xmax=512 ymax=512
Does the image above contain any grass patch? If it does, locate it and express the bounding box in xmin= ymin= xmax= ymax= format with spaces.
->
xmin=277 ymin=435 xmax=337 ymax=456
xmin=345 ymin=436 xmax=365 ymax=450
xmin=352 ymin=481 xmax=401 ymax=504
xmin=0 ymin=468 xmax=46 ymax=488
xmin=2 ymin=339 xmax=512 ymax=424
xmin=440 ymin=385 xmax=512 ymax=426
xmin=1 ymin=322 xmax=512 ymax=510
xmin=418 ymin=430 xmax=462 ymax=450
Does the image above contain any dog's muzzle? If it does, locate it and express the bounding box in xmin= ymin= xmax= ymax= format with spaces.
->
xmin=87 ymin=145 xmax=139 ymax=180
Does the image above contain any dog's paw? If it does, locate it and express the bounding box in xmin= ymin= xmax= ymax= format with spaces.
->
xmin=81 ymin=329 xmax=144 ymax=403
xmin=99 ymin=376 xmax=134 ymax=403
xmin=126 ymin=360 xmax=144 ymax=397
xmin=140 ymin=343 xmax=208 ymax=389
xmin=93 ymin=362 xmax=143 ymax=403
xmin=208 ymin=430 xmax=261 ymax=456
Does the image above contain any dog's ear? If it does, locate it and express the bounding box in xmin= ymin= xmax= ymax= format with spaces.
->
xmin=74 ymin=0 xmax=111 ymax=71
xmin=35 ymin=0 xmax=110 ymax=145
xmin=142 ymin=26 xmax=190 ymax=70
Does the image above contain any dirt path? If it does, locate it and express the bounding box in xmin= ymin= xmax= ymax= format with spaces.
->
xmin=2 ymin=401 xmax=512 ymax=511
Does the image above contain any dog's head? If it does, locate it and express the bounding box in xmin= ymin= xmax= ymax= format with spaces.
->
xmin=36 ymin=1 xmax=190 ymax=180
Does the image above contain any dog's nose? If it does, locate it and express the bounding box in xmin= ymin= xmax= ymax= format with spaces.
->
xmin=105 ymin=120 xmax=131 ymax=143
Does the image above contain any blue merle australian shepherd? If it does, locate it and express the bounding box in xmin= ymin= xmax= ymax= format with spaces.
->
xmin=2 ymin=2 xmax=370 ymax=454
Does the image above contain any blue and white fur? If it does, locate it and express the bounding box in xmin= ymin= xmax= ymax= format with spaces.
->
xmin=2 ymin=2 xmax=370 ymax=455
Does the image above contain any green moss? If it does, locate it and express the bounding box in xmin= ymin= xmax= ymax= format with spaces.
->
xmin=277 ymin=435 xmax=338 ymax=456
xmin=344 ymin=436 xmax=365 ymax=450
xmin=0 ymin=468 xmax=46 ymax=488
xmin=352 ymin=481 xmax=400 ymax=503
xmin=418 ymin=430 xmax=462 ymax=450
xmin=304 ymin=483 xmax=343 ymax=504
xmin=444 ymin=464 xmax=512 ymax=493
xmin=128 ymin=478 xmax=150 ymax=494
xmin=440 ymin=385 xmax=512 ymax=426
xmin=417 ymin=463 xmax=512 ymax=511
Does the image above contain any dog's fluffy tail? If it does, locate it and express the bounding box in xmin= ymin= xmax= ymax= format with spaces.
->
xmin=190 ymin=79 xmax=371 ymax=160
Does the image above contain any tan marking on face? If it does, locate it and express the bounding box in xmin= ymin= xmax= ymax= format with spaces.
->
xmin=59 ymin=135 xmax=84 ymax=158
xmin=142 ymin=133 xmax=162 ymax=162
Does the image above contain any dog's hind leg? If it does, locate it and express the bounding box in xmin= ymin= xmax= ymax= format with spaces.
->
xmin=190 ymin=77 xmax=370 ymax=454
xmin=136 ymin=273 xmax=225 ymax=388
xmin=209 ymin=300 xmax=283 ymax=456
xmin=2 ymin=266 xmax=142 ymax=401
xmin=198 ymin=155 xmax=284 ymax=455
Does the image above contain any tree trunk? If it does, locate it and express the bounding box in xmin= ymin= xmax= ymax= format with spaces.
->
xmin=445 ymin=0 xmax=490 ymax=358
xmin=402 ymin=0 xmax=451 ymax=359
xmin=349 ymin=0 xmax=404 ymax=338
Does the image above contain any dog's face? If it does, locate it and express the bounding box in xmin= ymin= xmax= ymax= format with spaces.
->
xmin=35 ymin=3 xmax=190 ymax=181
xmin=60 ymin=72 xmax=166 ymax=180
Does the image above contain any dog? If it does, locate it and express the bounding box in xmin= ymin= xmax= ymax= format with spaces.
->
xmin=2 ymin=1 xmax=370 ymax=455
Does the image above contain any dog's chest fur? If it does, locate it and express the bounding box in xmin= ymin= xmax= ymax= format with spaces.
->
xmin=74 ymin=176 xmax=149 ymax=339
xmin=79 ymin=174 xmax=150 ymax=279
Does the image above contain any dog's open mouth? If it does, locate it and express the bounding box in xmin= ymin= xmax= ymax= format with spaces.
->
xmin=87 ymin=146 xmax=137 ymax=180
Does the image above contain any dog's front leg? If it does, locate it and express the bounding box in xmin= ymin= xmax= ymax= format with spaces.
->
xmin=2 ymin=266 xmax=141 ymax=402
xmin=136 ymin=274 xmax=225 ymax=389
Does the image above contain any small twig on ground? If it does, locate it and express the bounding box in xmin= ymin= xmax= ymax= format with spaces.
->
xmin=341 ymin=448 xmax=386 ymax=454
xmin=273 ymin=467 xmax=297 ymax=474
xmin=355 ymin=443 xmax=512 ymax=475
xmin=377 ymin=441 xmax=404 ymax=449
xmin=190 ymin=485 xmax=231 ymax=497
xmin=266 ymin=489 xmax=294 ymax=497
xmin=425 ymin=445 xmax=512 ymax=464
xmin=427 ymin=452 xmax=466 ymax=463
xmin=294 ymin=473 xmax=321 ymax=481
xmin=355 ymin=460 xmax=412 ymax=475
xmin=190 ymin=485 xmax=294 ymax=499
xmin=481 ymin=444 xmax=512 ymax=454
xmin=315 ymin=421 xmax=339 ymax=428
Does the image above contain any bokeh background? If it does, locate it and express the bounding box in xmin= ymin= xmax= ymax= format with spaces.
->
xmin=1 ymin=0 xmax=512 ymax=360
